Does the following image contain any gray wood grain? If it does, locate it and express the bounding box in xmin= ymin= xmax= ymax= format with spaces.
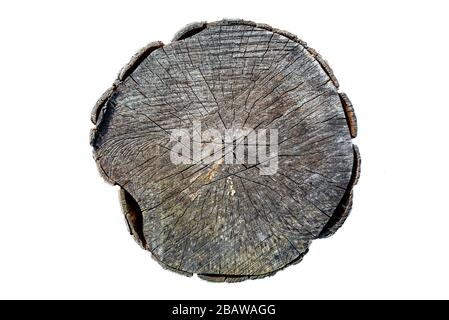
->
xmin=90 ymin=19 xmax=360 ymax=281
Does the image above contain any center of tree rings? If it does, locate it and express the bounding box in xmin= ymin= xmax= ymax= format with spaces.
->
xmin=90 ymin=19 xmax=361 ymax=282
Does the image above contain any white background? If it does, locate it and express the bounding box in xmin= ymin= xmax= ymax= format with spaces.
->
xmin=1 ymin=0 xmax=448 ymax=299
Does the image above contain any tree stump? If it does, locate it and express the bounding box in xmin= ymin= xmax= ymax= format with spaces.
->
xmin=90 ymin=19 xmax=360 ymax=282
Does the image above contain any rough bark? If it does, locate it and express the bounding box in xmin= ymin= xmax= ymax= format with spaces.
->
xmin=90 ymin=19 xmax=360 ymax=282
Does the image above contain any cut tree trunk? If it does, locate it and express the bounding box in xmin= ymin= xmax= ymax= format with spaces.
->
xmin=90 ymin=19 xmax=360 ymax=282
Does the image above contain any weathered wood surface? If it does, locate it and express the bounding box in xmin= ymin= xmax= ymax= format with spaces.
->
xmin=90 ymin=19 xmax=360 ymax=281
